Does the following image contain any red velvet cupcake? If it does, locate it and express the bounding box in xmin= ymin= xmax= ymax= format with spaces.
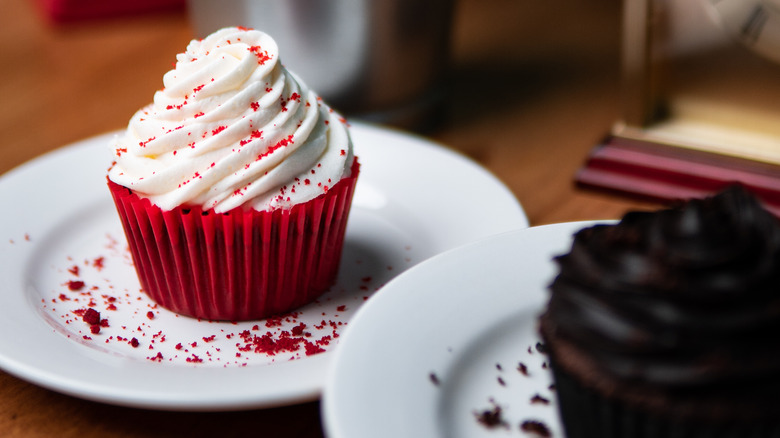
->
xmin=107 ymin=27 xmax=359 ymax=321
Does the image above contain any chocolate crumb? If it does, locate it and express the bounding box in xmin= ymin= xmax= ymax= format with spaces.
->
xmin=535 ymin=342 xmax=547 ymax=354
xmin=520 ymin=419 xmax=551 ymax=437
xmin=530 ymin=394 xmax=550 ymax=405
xmin=496 ymin=363 xmax=503 ymax=371
xmin=474 ymin=404 xmax=507 ymax=429
xmin=497 ymin=376 xmax=506 ymax=386
xmin=518 ymin=362 xmax=529 ymax=376
xmin=429 ymin=372 xmax=440 ymax=386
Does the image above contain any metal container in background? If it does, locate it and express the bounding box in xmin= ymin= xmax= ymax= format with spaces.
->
xmin=188 ymin=0 xmax=455 ymax=131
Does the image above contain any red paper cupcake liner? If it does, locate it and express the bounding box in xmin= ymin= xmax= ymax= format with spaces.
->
xmin=108 ymin=158 xmax=359 ymax=321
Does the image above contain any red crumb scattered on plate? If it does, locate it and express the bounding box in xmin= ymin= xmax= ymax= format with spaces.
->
xmin=37 ymin=233 xmax=395 ymax=367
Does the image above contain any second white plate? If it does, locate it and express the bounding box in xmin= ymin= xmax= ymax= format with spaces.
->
xmin=323 ymin=221 xmax=607 ymax=438
xmin=0 ymin=122 xmax=527 ymax=411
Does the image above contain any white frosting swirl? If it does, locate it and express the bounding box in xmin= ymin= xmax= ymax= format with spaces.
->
xmin=108 ymin=27 xmax=354 ymax=213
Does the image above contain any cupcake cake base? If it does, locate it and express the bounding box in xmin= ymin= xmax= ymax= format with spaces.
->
xmin=108 ymin=158 xmax=359 ymax=321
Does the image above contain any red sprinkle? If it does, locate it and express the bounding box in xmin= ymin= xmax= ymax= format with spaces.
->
xmin=166 ymin=100 xmax=188 ymax=111
xmin=239 ymin=129 xmax=263 ymax=147
xmin=67 ymin=280 xmax=85 ymax=291
xmin=253 ymin=134 xmax=293 ymax=161
xmin=247 ymin=46 xmax=272 ymax=65
xmin=139 ymin=136 xmax=156 ymax=148
xmin=92 ymin=257 xmax=105 ymax=271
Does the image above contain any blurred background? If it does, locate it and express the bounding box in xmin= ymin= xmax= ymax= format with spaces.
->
xmin=0 ymin=1 xmax=655 ymax=436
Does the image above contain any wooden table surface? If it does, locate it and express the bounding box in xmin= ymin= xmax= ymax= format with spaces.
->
xmin=0 ymin=0 xmax=658 ymax=436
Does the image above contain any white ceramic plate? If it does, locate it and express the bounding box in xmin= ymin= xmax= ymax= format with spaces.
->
xmin=0 ymin=122 xmax=527 ymax=411
xmin=323 ymin=221 xmax=607 ymax=438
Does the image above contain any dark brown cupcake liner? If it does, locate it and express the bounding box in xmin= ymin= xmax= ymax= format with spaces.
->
xmin=107 ymin=158 xmax=359 ymax=321
xmin=550 ymin=361 xmax=780 ymax=438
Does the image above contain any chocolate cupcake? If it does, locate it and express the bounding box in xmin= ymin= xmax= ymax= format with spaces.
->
xmin=539 ymin=186 xmax=780 ymax=437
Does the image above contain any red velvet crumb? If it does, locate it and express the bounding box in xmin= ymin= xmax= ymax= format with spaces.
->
xmin=83 ymin=308 xmax=100 ymax=325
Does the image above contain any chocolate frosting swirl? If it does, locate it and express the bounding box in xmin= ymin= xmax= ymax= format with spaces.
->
xmin=543 ymin=186 xmax=780 ymax=393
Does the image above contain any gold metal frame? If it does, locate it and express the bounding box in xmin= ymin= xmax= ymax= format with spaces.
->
xmin=576 ymin=0 xmax=780 ymax=214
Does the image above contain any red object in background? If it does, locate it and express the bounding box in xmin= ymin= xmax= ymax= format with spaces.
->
xmin=576 ymin=136 xmax=780 ymax=217
xmin=37 ymin=0 xmax=185 ymax=23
